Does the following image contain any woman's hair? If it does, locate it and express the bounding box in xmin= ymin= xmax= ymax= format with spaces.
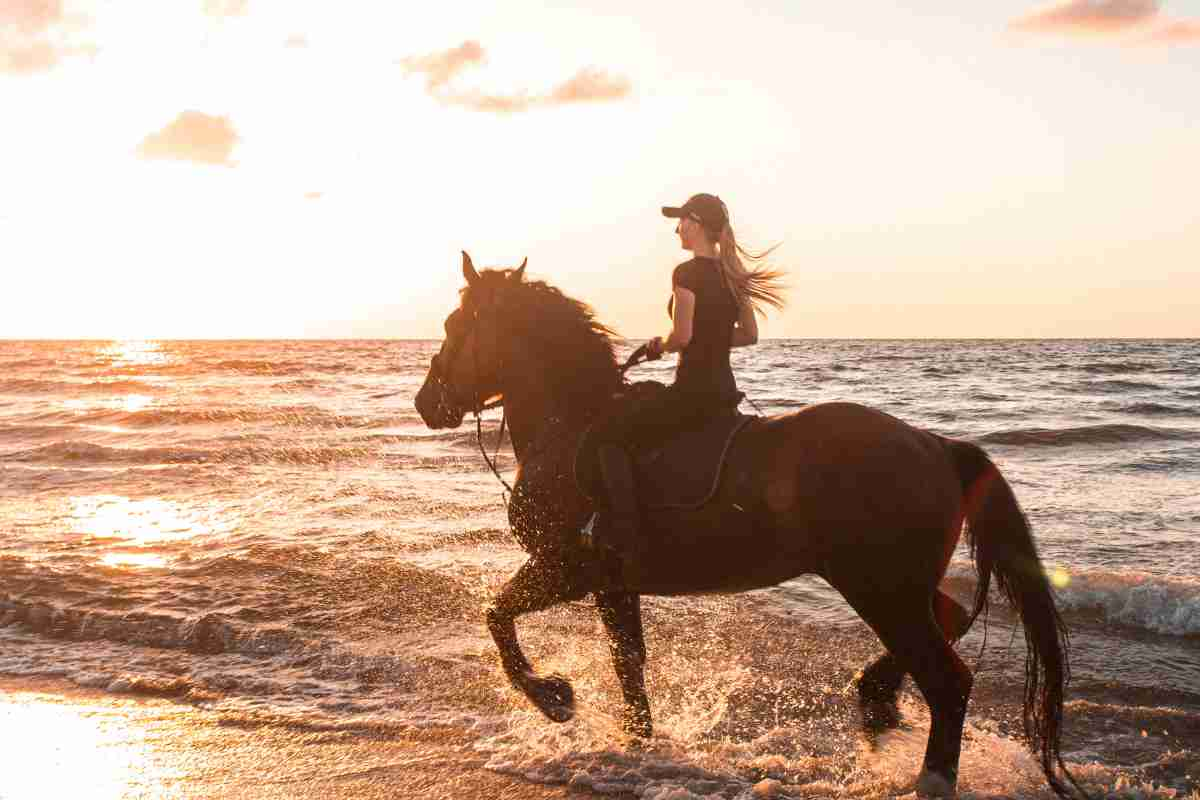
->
xmin=709 ymin=212 xmax=786 ymax=318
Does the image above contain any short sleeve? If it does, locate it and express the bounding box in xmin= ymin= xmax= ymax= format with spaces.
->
xmin=672 ymin=260 xmax=699 ymax=293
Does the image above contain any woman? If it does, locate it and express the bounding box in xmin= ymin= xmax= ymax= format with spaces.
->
xmin=591 ymin=192 xmax=786 ymax=587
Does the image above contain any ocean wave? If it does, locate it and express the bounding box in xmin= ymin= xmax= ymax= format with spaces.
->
xmin=945 ymin=566 xmax=1200 ymax=638
xmin=0 ymin=357 xmax=58 ymax=369
xmin=1112 ymin=402 xmax=1200 ymax=418
xmin=0 ymin=554 xmax=476 ymax=660
xmin=1078 ymin=361 xmax=1158 ymax=375
xmin=201 ymin=359 xmax=360 ymax=376
xmin=1088 ymin=379 xmax=1165 ymax=393
xmin=0 ymin=378 xmax=164 ymax=395
xmin=975 ymin=424 xmax=1198 ymax=447
xmin=20 ymin=404 xmax=411 ymax=430
xmin=1121 ymin=452 xmax=1200 ymax=472
xmin=1051 ymin=570 xmax=1200 ymax=637
xmin=0 ymin=439 xmax=375 ymax=466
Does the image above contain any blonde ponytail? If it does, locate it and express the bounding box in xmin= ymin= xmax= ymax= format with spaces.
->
xmin=715 ymin=221 xmax=786 ymax=318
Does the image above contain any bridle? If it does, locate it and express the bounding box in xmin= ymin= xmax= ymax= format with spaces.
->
xmin=428 ymin=304 xmax=511 ymax=494
xmin=430 ymin=305 xmax=656 ymax=503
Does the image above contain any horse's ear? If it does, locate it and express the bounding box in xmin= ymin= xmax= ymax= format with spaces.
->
xmin=510 ymin=258 xmax=527 ymax=284
xmin=462 ymin=251 xmax=479 ymax=286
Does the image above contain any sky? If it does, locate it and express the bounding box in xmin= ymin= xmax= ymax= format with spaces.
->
xmin=2 ymin=0 xmax=1198 ymax=339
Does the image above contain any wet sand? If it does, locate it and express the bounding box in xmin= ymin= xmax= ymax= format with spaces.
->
xmin=0 ymin=676 xmax=609 ymax=800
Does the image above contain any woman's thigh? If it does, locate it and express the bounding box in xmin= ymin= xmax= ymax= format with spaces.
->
xmin=600 ymin=387 xmax=719 ymax=452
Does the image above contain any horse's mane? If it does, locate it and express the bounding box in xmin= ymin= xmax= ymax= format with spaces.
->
xmin=464 ymin=268 xmax=621 ymax=419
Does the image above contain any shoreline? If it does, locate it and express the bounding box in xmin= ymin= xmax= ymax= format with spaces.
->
xmin=0 ymin=675 xmax=609 ymax=800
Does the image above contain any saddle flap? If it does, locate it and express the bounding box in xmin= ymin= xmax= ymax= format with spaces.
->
xmin=633 ymin=412 xmax=753 ymax=510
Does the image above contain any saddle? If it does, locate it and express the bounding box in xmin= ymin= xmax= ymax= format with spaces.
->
xmin=575 ymin=383 xmax=754 ymax=511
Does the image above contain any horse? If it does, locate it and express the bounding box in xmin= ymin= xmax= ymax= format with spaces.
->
xmin=414 ymin=253 xmax=1083 ymax=798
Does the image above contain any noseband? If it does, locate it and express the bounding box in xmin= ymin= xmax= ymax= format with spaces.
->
xmin=428 ymin=305 xmax=512 ymax=496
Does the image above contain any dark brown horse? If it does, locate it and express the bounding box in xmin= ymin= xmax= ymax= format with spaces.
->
xmin=414 ymin=253 xmax=1083 ymax=798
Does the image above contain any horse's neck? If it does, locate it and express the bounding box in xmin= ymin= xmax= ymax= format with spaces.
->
xmin=502 ymin=372 xmax=611 ymax=464
xmin=503 ymin=381 xmax=561 ymax=463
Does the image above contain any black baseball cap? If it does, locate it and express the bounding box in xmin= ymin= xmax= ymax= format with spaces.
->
xmin=661 ymin=193 xmax=728 ymax=234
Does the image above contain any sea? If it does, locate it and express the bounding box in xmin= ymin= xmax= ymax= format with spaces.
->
xmin=1 ymin=338 xmax=1197 ymax=799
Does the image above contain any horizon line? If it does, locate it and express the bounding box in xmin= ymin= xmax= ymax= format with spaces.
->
xmin=2 ymin=336 xmax=1197 ymax=343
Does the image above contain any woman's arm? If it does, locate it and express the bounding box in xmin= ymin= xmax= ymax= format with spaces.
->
xmin=654 ymin=287 xmax=695 ymax=354
xmin=731 ymin=298 xmax=758 ymax=347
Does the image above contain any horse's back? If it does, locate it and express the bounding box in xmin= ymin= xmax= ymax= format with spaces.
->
xmin=723 ymin=401 xmax=962 ymax=561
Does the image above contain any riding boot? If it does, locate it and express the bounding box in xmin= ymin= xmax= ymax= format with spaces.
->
xmin=596 ymin=443 xmax=646 ymax=590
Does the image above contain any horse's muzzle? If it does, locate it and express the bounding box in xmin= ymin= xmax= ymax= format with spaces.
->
xmin=415 ymin=375 xmax=466 ymax=429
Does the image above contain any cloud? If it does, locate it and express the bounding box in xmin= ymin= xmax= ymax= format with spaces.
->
xmin=439 ymin=68 xmax=632 ymax=114
xmin=1010 ymin=0 xmax=1159 ymax=33
xmin=1008 ymin=1 xmax=1200 ymax=45
xmin=136 ymin=111 xmax=239 ymax=167
xmin=0 ymin=0 xmax=96 ymax=75
xmin=1139 ymin=18 xmax=1200 ymax=42
xmin=399 ymin=40 xmax=484 ymax=91
xmin=303 ymin=191 xmax=323 ymax=200
xmin=203 ymin=0 xmax=248 ymax=18
xmin=399 ymin=41 xmax=631 ymax=114
xmin=1 ymin=40 xmax=58 ymax=73
xmin=0 ymin=0 xmax=63 ymax=35
xmin=284 ymin=33 xmax=308 ymax=48
xmin=546 ymin=67 xmax=631 ymax=104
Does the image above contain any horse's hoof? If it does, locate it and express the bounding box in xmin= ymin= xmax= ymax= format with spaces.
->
xmin=915 ymin=767 xmax=957 ymax=798
xmin=858 ymin=699 xmax=902 ymax=744
xmin=528 ymin=674 xmax=574 ymax=723
xmin=622 ymin=709 xmax=653 ymax=740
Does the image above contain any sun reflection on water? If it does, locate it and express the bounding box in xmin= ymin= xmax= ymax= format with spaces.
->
xmin=96 ymin=340 xmax=169 ymax=369
xmin=100 ymin=552 xmax=170 ymax=569
xmin=68 ymin=494 xmax=239 ymax=568
xmin=0 ymin=690 xmax=178 ymax=800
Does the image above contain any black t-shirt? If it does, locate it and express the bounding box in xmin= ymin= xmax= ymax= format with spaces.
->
xmin=668 ymin=256 xmax=738 ymax=398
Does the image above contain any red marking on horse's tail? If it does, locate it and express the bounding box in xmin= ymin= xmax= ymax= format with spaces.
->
xmin=945 ymin=437 xmax=1089 ymax=800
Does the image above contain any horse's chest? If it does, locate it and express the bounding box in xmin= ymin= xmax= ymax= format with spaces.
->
xmin=507 ymin=451 xmax=587 ymax=553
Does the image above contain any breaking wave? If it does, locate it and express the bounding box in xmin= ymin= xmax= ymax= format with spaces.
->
xmin=976 ymin=424 xmax=1200 ymax=447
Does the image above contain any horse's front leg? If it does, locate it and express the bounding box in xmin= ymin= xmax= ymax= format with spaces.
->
xmin=596 ymin=591 xmax=652 ymax=738
xmin=485 ymin=555 xmax=587 ymax=723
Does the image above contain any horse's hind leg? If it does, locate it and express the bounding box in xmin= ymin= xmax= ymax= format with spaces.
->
xmin=855 ymin=651 xmax=905 ymax=736
xmin=855 ymin=589 xmax=970 ymax=739
xmin=848 ymin=591 xmax=974 ymax=797
xmin=596 ymin=591 xmax=652 ymax=738
xmin=933 ymin=590 xmax=971 ymax=641
xmin=486 ymin=556 xmax=588 ymax=723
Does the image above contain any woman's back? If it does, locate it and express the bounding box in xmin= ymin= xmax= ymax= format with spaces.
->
xmin=669 ymin=256 xmax=738 ymax=400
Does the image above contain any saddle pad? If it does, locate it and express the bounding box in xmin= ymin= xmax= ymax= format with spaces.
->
xmin=634 ymin=413 xmax=753 ymax=510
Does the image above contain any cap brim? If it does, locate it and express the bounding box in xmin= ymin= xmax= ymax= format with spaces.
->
xmin=661 ymin=206 xmax=684 ymax=219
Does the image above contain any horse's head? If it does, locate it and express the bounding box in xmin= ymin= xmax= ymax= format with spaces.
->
xmin=415 ymin=251 xmax=527 ymax=429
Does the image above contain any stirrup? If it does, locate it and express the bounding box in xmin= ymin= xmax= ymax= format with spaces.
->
xmin=580 ymin=512 xmax=599 ymax=550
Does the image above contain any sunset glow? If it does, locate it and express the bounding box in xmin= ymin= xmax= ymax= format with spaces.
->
xmin=68 ymin=493 xmax=240 ymax=569
xmin=3 ymin=1 xmax=1197 ymax=338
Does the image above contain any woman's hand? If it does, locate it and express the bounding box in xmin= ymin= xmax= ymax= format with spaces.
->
xmin=646 ymin=337 xmax=665 ymax=359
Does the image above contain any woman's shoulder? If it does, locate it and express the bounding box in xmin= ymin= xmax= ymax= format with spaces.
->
xmin=672 ymin=258 xmax=702 ymax=287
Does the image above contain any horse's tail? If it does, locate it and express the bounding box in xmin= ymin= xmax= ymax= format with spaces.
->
xmin=947 ymin=438 xmax=1086 ymax=799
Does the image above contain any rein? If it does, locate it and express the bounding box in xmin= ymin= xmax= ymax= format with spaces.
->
xmin=471 ymin=342 xmax=657 ymax=502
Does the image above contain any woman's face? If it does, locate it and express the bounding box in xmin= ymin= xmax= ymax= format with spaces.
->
xmin=675 ymin=216 xmax=702 ymax=251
